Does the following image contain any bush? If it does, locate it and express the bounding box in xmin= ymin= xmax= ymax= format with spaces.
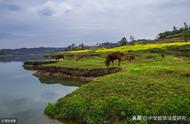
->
xmin=84 ymin=99 xmax=106 ymax=124
xmin=58 ymin=95 xmax=87 ymax=120
xmin=105 ymin=96 xmax=143 ymax=118
xmin=120 ymin=111 xmax=126 ymax=118
xmin=44 ymin=103 xmax=58 ymax=118
xmin=156 ymin=97 xmax=190 ymax=116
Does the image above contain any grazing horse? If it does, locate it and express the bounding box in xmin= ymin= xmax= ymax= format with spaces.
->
xmin=128 ymin=50 xmax=133 ymax=53
xmin=54 ymin=55 xmax=65 ymax=61
xmin=105 ymin=52 xmax=124 ymax=67
xmin=126 ymin=55 xmax=135 ymax=62
xmin=161 ymin=53 xmax=165 ymax=58
xmin=75 ymin=54 xmax=88 ymax=60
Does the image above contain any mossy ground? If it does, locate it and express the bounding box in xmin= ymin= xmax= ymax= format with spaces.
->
xmin=45 ymin=43 xmax=190 ymax=124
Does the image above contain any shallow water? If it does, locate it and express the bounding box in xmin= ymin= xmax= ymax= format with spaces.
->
xmin=0 ymin=62 xmax=78 ymax=124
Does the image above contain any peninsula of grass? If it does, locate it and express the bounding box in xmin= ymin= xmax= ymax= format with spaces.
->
xmin=23 ymin=60 xmax=57 ymax=70
xmin=33 ymin=57 xmax=122 ymax=82
xmin=44 ymin=57 xmax=107 ymax=69
xmin=44 ymin=45 xmax=190 ymax=124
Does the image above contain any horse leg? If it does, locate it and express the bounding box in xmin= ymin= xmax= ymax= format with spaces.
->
xmin=105 ymin=59 xmax=110 ymax=67
xmin=118 ymin=59 xmax=121 ymax=66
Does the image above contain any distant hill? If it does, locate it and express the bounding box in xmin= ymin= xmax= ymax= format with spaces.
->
xmin=0 ymin=47 xmax=65 ymax=62
xmin=0 ymin=47 xmax=65 ymax=56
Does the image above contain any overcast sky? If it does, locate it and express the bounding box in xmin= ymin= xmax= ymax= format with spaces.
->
xmin=0 ymin=0 xmax=190 ymax=49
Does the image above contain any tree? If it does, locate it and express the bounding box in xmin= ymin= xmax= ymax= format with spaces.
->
xmin=158 ymin=33 xmax=165 ymax=39
xmin=173 ymin=26 xmax=177 ymax=32
xmin=130 ymin=35 xmax=135 ymax=42
xmin=184 ymin=22 xmax=188 ymax=30
xmin=119 ymin=37 xmax=128 ymax=46
xmin=182 ymin=29 xmax=190 ymax=42
xmin=71 ymin=43 xmax=75 ymax=48
xmin=79 ymin=43 xmax=85 ymax=49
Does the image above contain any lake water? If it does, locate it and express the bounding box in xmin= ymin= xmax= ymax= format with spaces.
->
xmin=0 ymin=62 xmax=78 ymax=124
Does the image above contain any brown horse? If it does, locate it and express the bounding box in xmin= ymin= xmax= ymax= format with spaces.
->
xmin=161 ymin=53 xmax=165 ymax=58
xmin=105 ymin=52 xmax=124 ymax=67
xmin=126 ymin=55 xmax=135 ymax=62
xmin=75 ymin=54 xmax=89 ymax=60
xmin=53 ymin=54 xmax=65 ymax=61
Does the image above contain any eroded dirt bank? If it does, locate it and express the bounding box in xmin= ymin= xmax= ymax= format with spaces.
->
xmin=34 ymin=66 xmax=122 ymax=82
xmin=23 ymin=61 xmax=57 ymax=70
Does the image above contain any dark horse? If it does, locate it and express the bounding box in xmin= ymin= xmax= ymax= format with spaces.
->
xmin=161 ymin=53 xmax=165 ymax=58
xmin=105 ymin=52 xmax=124 ymax=67
xmin=53 ymin=54 xmax=65 ymax=61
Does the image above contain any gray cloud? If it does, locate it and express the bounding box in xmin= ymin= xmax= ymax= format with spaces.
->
xmin=30 ymin=0 xmax=72 ymax=17
xmin=0 ymin=0 xmax=190 ymax=49
xmin=159 ymin=0 xmax=190 ymax=8
xmin=0 ymin=0 xmax=21 ymax=11
xmin=38 ymin=8 xmax=54 ymax=16
xmin=0 ymin=32 xmax=16 ymax=39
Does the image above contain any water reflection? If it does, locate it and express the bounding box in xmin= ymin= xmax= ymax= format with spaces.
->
xmin=0 ymin=62 xmax=78 ymax=124
xmin=38 ymin=77 xmax=86 ymax=87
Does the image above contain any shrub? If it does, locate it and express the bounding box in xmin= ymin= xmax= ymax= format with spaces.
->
xmin=84 ymin=99 xmax=107 ymax=124
xmin=58 ymin=95 xmax=87 ymax=120
xmin=105 ymin=96 xmax=139 ymax=117
xmin=44 ymin=103 xmax=58 ymax=118
xmin=120 ymin=111 xmax=126 ymax=117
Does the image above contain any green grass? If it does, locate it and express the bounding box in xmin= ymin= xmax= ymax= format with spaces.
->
xmin=44 ymin=47 xmax=190 ymax=123
xmin=44 ymin=57 xmax=110 ymax=69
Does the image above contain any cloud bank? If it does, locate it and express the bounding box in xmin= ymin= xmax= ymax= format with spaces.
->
xmin=0 ymin=0 xmax=190 ymax=48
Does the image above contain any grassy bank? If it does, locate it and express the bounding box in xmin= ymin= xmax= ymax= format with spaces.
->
xmin=23 ymin=61 xmax=57 ymax=70
xmin=44 ymin=43 xmax=190 ymax=123
xmin=32 ymin=57 xmax=121 ymax=82
xmin=44 ymin=57 xmax=106 ymax=69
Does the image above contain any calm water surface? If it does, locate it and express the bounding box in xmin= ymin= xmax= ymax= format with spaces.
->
xmin=0 ymin=62 xmax=78 ymax=124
